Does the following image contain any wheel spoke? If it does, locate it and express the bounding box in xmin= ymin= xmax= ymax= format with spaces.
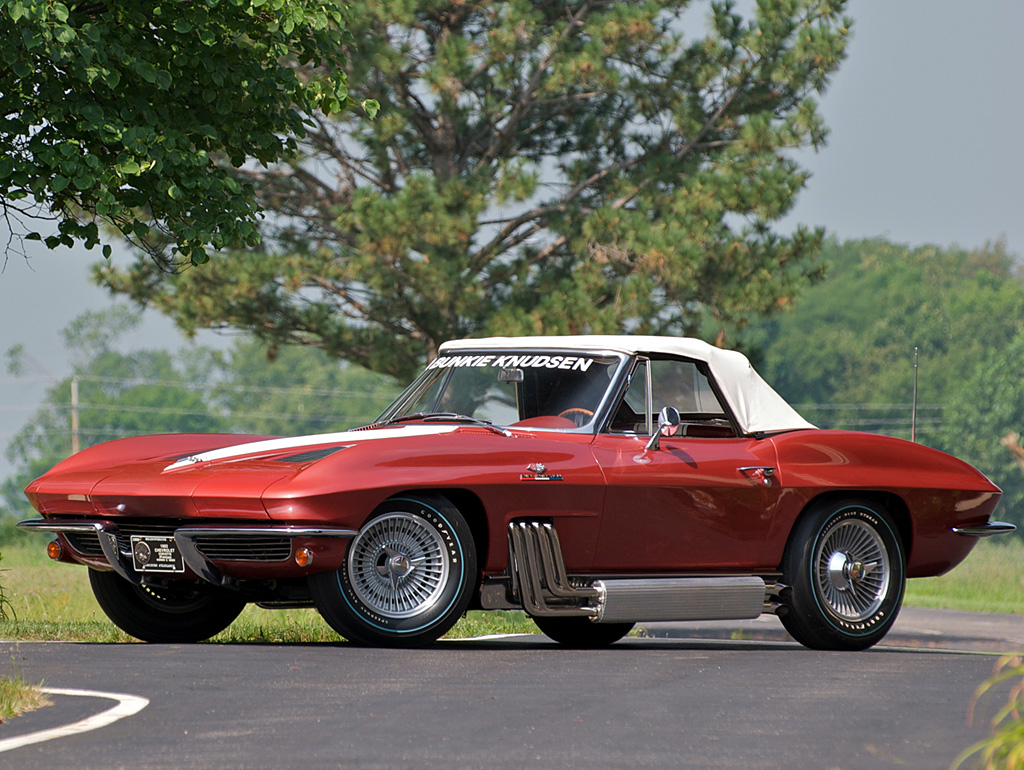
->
xmin=348 ymin=511 xmax=451 ymax=619
xmin=814 ymin=516 xmax=891 ymax=622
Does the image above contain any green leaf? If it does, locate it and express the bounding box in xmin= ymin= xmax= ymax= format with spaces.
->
xmin=134 ymin=61 xmax=158 ymax=84
xmin=102 ymin=69 xmax=121 ymax=89
xmin=361 ymin=99 xmax=380 ymax=120
xmin=81 ymin=104 xmax=103 ymax=124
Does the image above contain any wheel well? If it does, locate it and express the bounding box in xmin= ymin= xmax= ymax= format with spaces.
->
xmin=393 ymin=488 xmax=490 ymax=572
xmin=794 ymin=491 xmax=912 ymax=557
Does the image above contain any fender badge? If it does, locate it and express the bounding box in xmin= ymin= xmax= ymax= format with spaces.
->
xmin=520 ymin=473 xmax=564 ymax=482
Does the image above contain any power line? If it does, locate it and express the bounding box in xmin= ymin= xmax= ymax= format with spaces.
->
xmin=68 ymin=373 xmax=399 ymax=399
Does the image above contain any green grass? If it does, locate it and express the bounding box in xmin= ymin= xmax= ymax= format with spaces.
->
xmin=0 ymin=540 xmax=538 ymax=643
xmin=903 ymin=538 xmax=1024 ymax=614
xmin=0 ymin=671 xmax=50 ymax=723
xmin=0 ymin=537 xmax=1022 ymax=645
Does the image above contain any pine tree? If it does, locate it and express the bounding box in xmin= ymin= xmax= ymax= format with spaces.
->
xmin=98 ymin=0 xmax=851 ymax=379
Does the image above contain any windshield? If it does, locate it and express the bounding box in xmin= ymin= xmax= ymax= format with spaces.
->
xmin=378 ymin=350 xmax=627 ymax=430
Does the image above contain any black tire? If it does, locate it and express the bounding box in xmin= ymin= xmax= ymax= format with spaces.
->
xmin=780 ymin=497 xmax=905 ymax=651
xmin=533 ymin=616 xmax=634 ymax=648
xmin=309 ymin=493 xmax=477 ymax=647
xmin=88 ymin=570 xmax=246 ymax=643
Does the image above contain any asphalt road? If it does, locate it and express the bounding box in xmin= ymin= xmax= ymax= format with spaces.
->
xmin=0 ymin=630 xmax=1013 ymax=770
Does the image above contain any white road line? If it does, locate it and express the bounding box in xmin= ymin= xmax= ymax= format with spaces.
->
xmin=0 ymin=687 xmax=149 ymax=753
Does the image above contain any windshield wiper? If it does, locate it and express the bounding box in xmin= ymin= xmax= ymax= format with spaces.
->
xmin=377 ymin=412 xmax=511 ymax=436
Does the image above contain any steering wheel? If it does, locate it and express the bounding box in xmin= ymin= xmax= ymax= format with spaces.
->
xmin=557 ymin=408 xmax=594 ymax=427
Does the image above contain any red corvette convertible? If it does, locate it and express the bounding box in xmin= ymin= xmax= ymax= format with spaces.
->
xmin=19 ymin=335 xmax=1013 ymax=650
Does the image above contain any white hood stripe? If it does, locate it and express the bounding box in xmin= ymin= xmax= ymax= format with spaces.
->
xmin=165 ymin=425 xmax=458 ymax=470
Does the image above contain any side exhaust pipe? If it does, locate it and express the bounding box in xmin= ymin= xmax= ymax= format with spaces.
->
xmin=507 ymin=521 xmax=768 ymax=624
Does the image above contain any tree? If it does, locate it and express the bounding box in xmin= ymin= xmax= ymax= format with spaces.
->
xmin=212 ymin=338 xmax=399 ymax=436
xmin=1 ymin=0 xmax=376 ymax=266
xmin=749 ymin=238 xmax=1024 ymax=444
xmin=97 ymin=0 xmax=851 ymax=380
xmin=939 ymin=329 xmax=1024 ymax=528
xmin=1 ymin=309 xmax=400 ymax=519
xmin=1 ymin=306 xmax=226 ymax=517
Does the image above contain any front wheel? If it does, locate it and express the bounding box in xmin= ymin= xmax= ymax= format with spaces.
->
xmin=310 ymin=494 xmax=477 ymax=647
xmin=89 ymin=570 xmax=246 ymax=643
xmin=780 ymin=498 xmax=905 ymax=651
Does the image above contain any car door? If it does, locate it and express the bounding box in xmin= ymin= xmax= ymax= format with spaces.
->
xmin=590 ymin=357 xmax=783 ymax=572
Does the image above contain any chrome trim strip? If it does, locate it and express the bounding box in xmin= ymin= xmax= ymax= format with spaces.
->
xmin=17 ymin=519 xmax=115 ymax=534
xmin=172 ymin=526 xmax=358 ymax=539
xmin=952 ymin=521 xmax=1017 ymax=537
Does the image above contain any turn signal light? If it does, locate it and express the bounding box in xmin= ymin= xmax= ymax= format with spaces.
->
xmin=295 ymin=547 xmax=314 ymax=568
xmin=47 ymin=540 xmax=63 ymax=560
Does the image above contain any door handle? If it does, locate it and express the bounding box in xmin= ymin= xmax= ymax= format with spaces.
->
xmin=738 ymin=466 xmax=775 ymax=487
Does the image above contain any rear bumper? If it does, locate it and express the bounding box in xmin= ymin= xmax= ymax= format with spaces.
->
xmin=952 ymin=521 xmax=1017 ymax=537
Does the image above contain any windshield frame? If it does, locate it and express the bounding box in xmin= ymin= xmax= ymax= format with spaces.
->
xmin=376 ymin=348 xmax=632 ymax=433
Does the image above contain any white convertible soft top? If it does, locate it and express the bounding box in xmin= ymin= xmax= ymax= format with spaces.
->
xmin=439 ymin=335 xmax=816 ymax=435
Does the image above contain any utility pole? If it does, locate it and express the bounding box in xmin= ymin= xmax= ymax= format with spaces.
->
xmin=911 ymin=347 xmax=919 ymax=443
xmin=71 ymin=375 xmax=80 ymax=454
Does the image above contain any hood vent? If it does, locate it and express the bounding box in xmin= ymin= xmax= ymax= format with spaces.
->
xmin=273 ymin=446 xmax=348 ymax=464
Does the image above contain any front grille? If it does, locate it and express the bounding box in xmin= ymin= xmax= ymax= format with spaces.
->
xmin=63 ymin=522 xmax=178 ymax=558
xmin=64 ymin=532 xmax=104 ymax=557
xmin=57 ymin=520 xmax=291 ymax=563
xmin=115 ymin=523 xmax=179 ymax=552
xmin=193 ymin=535 xmax=292 ymax=562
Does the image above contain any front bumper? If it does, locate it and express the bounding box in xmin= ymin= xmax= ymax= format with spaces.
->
xmin=17 ymin=518 xmax=357 ymax=587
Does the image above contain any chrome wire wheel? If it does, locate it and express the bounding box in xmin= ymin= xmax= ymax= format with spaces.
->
xmin=347 ymin=511 xmax=450 ymax=619
xmin=781 ymin=499 xmax=905 ymax=650
xmin=310 ymin=494 xmax=477 ymax=647
xmin=813 ymin=517 xmax=891 ymax=622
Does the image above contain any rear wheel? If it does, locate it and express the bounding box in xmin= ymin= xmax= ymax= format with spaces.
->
xmin=89 ymin=570 xmax=246 ymax=643
xmin=780 ymin=498 xmax=905 ymax=651
xmin=533 ymin=616 xmax=634 ymax=648
xmin=310 ymin=494 xmax=477 ymax=647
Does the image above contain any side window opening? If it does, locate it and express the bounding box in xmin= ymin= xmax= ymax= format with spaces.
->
xmin=609 ymin=357 xmax=735 ymax=437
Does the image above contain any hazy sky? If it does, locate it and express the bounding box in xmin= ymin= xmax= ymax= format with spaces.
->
xmin=2 ymin=0 xmax=1023 ymax=479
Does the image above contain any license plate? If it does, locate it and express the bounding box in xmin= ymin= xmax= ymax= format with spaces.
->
xmin=131 ymin=535 xmax=185 ymax=573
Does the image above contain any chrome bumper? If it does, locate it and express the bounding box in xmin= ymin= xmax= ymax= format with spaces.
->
xmin=952 ymin=521 xmax=1017 ymax=537
xmin=17 ymin=519 xmax=357 ymax=587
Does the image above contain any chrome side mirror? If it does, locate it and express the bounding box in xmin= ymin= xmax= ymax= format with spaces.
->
xmin=646 ymin=406 xmax=681 ymax=451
